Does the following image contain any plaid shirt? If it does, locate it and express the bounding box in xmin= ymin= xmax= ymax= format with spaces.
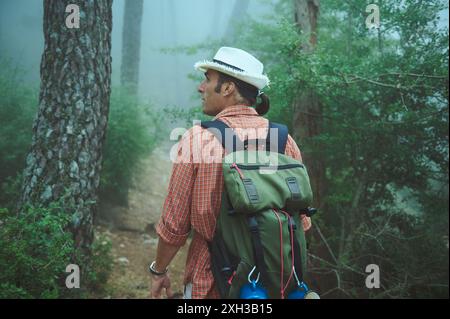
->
xmin=156 ymin=105 xmax=312 ymax=299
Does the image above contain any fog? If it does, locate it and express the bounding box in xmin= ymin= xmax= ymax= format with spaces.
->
xmin=1 ymin=1 xmax=448 ymax=109
xmin=0 ymin=0 xmax=274 ymax=110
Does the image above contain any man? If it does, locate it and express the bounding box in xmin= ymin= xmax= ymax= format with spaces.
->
xmin=150 ymin=47 xmax=311 ymax=299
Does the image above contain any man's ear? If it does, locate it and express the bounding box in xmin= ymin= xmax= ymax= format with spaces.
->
xmin=222 ymin=81 xmax=236 ymax=97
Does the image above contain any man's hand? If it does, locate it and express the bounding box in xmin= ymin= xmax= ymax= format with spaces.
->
xmin=150 ymin=237 xmax=182 ymax=298
xmin=151 ymin=273 xmax=174 ymax=299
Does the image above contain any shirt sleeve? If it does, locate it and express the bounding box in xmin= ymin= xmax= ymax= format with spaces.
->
xmin=284 ymin=134 xmax=312 ymax=232
xmin=156 ymin=129 xmax=195 ymax=246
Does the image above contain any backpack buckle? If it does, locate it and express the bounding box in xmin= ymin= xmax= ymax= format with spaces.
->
xmin=242 ymin=178 xmax=259 ymax=203
xmin=307 ymin=207 xmax=318 ymax=217
xmin=288 ymin=216 xmax=297 ymax=230
xmin=247 ymin=216 xmax=259 ymax=233
xmin=300 ymin=207 xmax=317 ymax=217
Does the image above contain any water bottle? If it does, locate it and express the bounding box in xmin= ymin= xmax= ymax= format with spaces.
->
xmin=240 ymin=280 xmax=268 ymax=299
xmin=287 ymin=282 xmax=309 ymax=299
xmin=304 ymin=291 xmax=320 ymax=299
xmin=287 ymin=282 xmax=320 ymax=299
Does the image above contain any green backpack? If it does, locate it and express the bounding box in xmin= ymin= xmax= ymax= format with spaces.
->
xmin=201 ymin=120 xmax=317 ymax=299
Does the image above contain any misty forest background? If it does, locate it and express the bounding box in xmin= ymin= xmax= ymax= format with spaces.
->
xmin=0 ymin=0 xmax=448 ymax=298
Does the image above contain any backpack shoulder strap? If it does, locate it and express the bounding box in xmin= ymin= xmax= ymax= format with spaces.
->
xmin=266 ymin=122 xmax=289 ymax=154
xmin=201 ymin=120 xmax=242 ymax=154
xmin=202 ymin=120 xmax=289 ymax=154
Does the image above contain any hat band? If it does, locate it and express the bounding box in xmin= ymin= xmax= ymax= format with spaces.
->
xmin=212 ymin=59 xmax=244 ymax=72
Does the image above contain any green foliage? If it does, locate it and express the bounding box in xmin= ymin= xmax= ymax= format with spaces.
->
xmin=76 ymin=233 xmax=113 ymax=296
xmin=0 ymin=203 xmax=113 ymax=299
xmin=0 ymin=204 xmax=72 ymax=298
xmin=165 ymin=1 xmax=448 ymax=297
xmin=225 ymin=0 xmax=449 ymax=298
xmin=99 ymin=88 xmax=164 ymax=206
xmin=0 ymin=59 xmax=38 ymax=208
xmin=0 ymin=60 xmax=164 ymax=209
xmin=0 ymin=60 xmax=118 ymax=298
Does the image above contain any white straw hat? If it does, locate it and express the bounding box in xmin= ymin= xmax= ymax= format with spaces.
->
xmin=194 ymin=47 xmax=270 ymax=90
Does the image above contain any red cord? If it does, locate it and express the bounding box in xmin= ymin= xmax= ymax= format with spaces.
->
xmin=231 ymin=163 xmax=245 ymax=179
xmin=272 ymin=209 xmax=284 ymax=299
xmin=280 ymin=210 xmax=295 ymax=296
xmin=227 ymin=270 xmax=236 ymax=285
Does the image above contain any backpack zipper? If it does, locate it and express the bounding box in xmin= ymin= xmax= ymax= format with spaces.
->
xmin=234 ymin=163 xmax=304 ymax=170
xmin=230 ymin=163 xmax=304 ymax=179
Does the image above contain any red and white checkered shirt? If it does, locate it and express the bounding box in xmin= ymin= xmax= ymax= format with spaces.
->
xmin=156 ymin=105 xmax=312 ymax=299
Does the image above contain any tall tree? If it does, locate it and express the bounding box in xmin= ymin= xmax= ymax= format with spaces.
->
xmin=168 ymin=0 xmax=182 ymax=107
xmin=224 ymin=0 xmax=251 ymax=45
xmin=230 ymin=0 xmax=448 ymax=298
xmin=121 ymin=0 xmax=143 ymax=95
xmin=292 ymin=0 xmax=325 ymax=209
xmin=294 ymin=0 xmax=319 ymax=49
xmin=211 ymin=0 xmax=223 ymax=38
xmin=19 ymin=0 xmax=113 ymax=250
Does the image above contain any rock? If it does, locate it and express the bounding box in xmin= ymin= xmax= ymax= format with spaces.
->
xmin=144 ymin=238 xmax=158 ymax=245
xmin=117 ymin=257 xmax=129 ymax=265
xmin=119 ymin=243 xmax=125 ymax=248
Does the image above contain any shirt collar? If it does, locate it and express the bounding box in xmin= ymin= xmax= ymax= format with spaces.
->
xmin=213 ymin=104 xmax=259 ymax=120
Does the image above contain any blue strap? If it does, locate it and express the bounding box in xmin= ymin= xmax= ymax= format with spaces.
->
xmin=201 ymin=120 xmax=289 ymax=154
xmin=200 ymin=120 xmax=241 ymax=154
xmin=266 ymin=122 xmax=289 ymax=154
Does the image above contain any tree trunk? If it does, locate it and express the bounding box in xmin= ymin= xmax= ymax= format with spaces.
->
xmin=292 ymin=0 xmax=325 ymax=208
xmin=168 ymin=0 xmax=182 ymax=106
xmin=19 ymin=0 xmax=113 ymax=250
xmin=121 ymin=0 xmax=143 ymax=95
xmin=223 ymin=0 xmax=251 ymax=45
xmin=211 ymin=1 xmax=222 ymax=38
xmin=294 ymin=0 xmax=319 ymax=51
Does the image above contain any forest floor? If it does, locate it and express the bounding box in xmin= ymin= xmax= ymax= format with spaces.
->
xmin=94 ymin=224 xmax=189 ymax=299
xmin=94 ymin=145 xmax=189 ymax=299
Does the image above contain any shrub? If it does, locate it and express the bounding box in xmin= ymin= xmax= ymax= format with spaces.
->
xmin=0 ymin=59 xmax=38 ymax=209
xmin=0 ymin=59 xmax=164 ymax=209
xmin=99 ymin=88 xmax=164 ymax=206
xmin=0 ymin=204 xmax=113 ymax=299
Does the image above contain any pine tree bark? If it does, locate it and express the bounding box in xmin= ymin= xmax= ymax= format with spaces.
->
xmin=292 ymin=0 xmax=325 ymax=208
xmin=19 ymin=0 xmax=113 ymax=250
xmin=121 ymin=0 xmax=143 ymax=95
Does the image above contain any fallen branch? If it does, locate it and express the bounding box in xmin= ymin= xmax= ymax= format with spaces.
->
xmin=313 ymin=223 xmax=339 ymax=265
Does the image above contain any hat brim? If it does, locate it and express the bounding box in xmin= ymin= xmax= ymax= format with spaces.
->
xmin=194 ymin=60 xmax=270 ymax=90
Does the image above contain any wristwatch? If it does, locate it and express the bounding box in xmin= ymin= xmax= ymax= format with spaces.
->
xmin=149 ymin=261 xmax=168 ymax=276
